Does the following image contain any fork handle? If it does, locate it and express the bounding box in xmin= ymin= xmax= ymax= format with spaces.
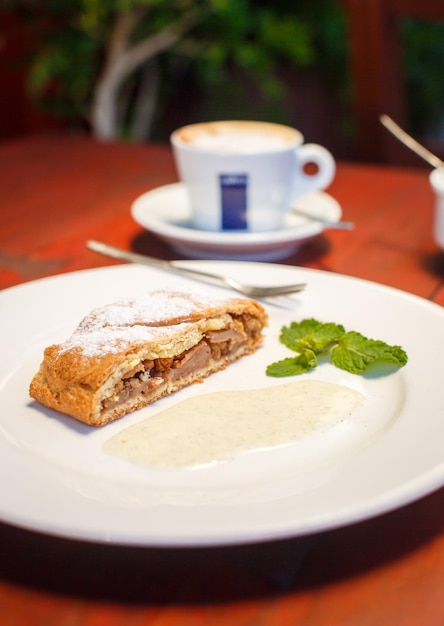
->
xmin=86 ymin=240 xmax=226 ymax=286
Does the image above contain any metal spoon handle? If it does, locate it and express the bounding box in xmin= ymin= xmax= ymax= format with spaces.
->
xmin=291 ymin=207 xmax=354 ymax=230
xmin=380 ymin=114 xmax=444 ymax=168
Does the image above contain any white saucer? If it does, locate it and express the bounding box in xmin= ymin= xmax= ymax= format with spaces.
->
xmin=131 ymin=183 xmax=343 ymax=261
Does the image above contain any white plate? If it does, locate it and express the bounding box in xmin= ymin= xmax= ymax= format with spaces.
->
xmin=131 ymin=183 xmax=342 ymax=261
xmin=1 ymin=263 xmax=443 ymax=547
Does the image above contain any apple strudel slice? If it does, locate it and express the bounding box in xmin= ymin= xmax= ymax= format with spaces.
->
xmin=29 ymin=289 xmax=267 ymax=426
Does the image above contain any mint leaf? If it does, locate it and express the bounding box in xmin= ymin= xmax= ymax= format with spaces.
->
xmin=267 ymin=319 xmax=408 ymax=378
xmin=266 ymin=349 xmax=318 ymax=377
xmin=331 ymin=331 xmax=408 ymax=374
xmin=280 ymin=318 xmax=345 ymax=353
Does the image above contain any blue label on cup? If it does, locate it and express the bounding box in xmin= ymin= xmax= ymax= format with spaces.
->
xmin=220 ymin=174 xmax=248 ymax=230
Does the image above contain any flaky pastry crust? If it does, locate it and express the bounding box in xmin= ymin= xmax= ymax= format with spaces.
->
xmin=29 ymin=289 xmax=267 ymax=426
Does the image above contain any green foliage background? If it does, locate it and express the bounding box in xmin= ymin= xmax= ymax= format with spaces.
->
xmin=5 ymin=0 xmax=348 ymax=138
xmin=4 ymin=0 xmax=444 ymax=142
xmin=401 ymin=17 xmax=444 ymax=138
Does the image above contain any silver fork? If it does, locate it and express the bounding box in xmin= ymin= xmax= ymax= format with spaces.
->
xmin=86 ymin=240 xmax=306 ymax=298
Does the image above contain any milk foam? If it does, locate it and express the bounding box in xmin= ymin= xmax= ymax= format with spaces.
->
xmin=189 ymin=130 xmax=292 ymax=153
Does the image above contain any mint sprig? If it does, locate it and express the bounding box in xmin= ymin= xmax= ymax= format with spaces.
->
xmin=266 ymin=318 xmax=408 ymax=377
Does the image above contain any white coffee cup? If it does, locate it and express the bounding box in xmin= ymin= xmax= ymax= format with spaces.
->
xmin=430 ymin=167 xmax=444 ymax=249
xmin=171 ymin=120 xmax=336 ymax=232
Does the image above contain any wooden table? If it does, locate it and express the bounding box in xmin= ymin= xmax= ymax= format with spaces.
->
xmin=1 ymin=133 xmax=444 ymax=625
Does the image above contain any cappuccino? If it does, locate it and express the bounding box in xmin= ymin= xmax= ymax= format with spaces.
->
xmin=171 ymin=120 xmax=335 ymax=232
xmin=173 ymin=121 xmax=298 ymax=154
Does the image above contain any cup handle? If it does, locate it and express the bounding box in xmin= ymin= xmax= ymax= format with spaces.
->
xmin=295 ymin=143 xmax=336 ymax=197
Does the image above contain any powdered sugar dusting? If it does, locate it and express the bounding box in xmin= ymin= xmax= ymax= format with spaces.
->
xmin=57 ymin=288 xmax=234 ymax=357
xmin=61 ymin=321 xmax=195 ymax=357
xmin=79 ymin=288 xmax=231 ymax=330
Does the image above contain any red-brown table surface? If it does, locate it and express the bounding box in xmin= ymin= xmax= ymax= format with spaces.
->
xmin=1 ymin=134 xmax=444 ymax=626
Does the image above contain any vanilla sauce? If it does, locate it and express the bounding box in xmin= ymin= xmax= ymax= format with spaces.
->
xmin=103 ymin=380 xmax=364 ymax=470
